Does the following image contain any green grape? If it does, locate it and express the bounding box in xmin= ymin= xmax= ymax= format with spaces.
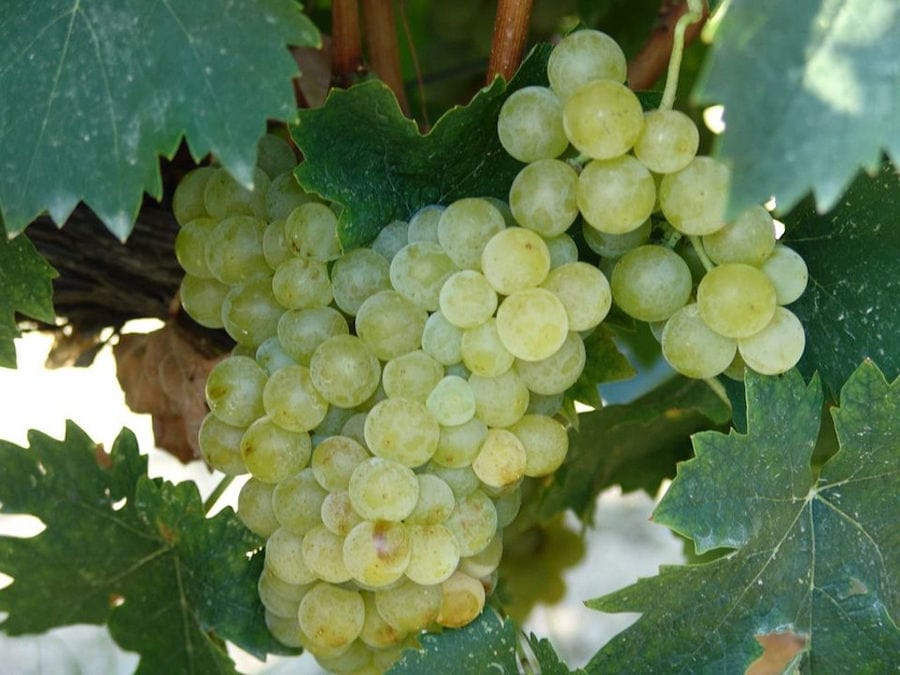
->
xmin=472 ymin=428 xmax=527 ymax=489
xmin=437 ymin=198 xmax=506 ymax=270
xmin=431 ymin=417 xmax=488 ymax=468
xmin=659 ymin=157 xmax=731 ymax=235
xmin=562 ymin=80 xmax=643 ymax=159
xmin=375 ymin=579 xmax=442 ymax=632
xmin=407 ymin=205 xmax=444 ymax=243
xmin=484 ymin=196 xmax=516 ymax=227
xmin=421 ymin=311 xmax=463 ymax=366
xmin=205 ymin=215 xmax=269 ymax=284
xmin=203 ymin=166 xmax=269 ymax=220
xmin=221 ymin=277 xmax=283 ymax=347
xmin=547 ymin=29 xmax=627 ymax=98
xmin=633 ymin=109 xmax=700 ymax=174
xmin=263 ymin=364 xmax=329 ymax=432
xmin=298 ymin=583 xmax=365 ymax=653
xmin=285 ymin=202 xmax=342 ymax=261
xmin=425 ymin=375 xmax=476 ymax=427
xmin=260 ymin=219 xmax=290 ymax=270
xmin=266 ymin=171 xmax=316 ymax=221
xmin=508 ymin=159 xmax=578 ymax=238
xmin=302 ymin=525 xmax=352 ymax=583
xmin=723 ymin=351 xmax=748 ymax=381
xmin=265 ymin=527 xmax=317 ymax=585
xmin=343 ymin=520 xmax=411 ymax=587
xmin=381 ymin=350 xmax=444 ymax=403
xmin=313 ymin=639 xmax=372 ymax=674
xmin=277 ymin=307 xmax=349 ymax=365
xmin=541 ymin=261 xmax=611 ymax=331
xmin=331 ymin=248 xmax=392 ymax=315
xmin=444 ymin=489 xmax=498 ymax=556
xmin=340 ymin=413 xmax=369 ymax=449
xmin=311 ymin=435 xmax=370 ymax=492
xmin=370 ymin=220 xmax=409 ymax=261
xmin=238 ymin=478 xmax=280 ymax=537
xmin=356 ymin=291 xmax=428 ymax=360
xmin=460 ymin=319 xmax=515 ymax=378
xmin=173 ymin=166 xmax=214 ymax=225
xmin=240 ymin=416 xmax=312 ymax=484
xmin=661 ymin=303 xmax=738 ymax=378
xmin=264 ymin=610 xmax=303 ymax=648
xmin=349 ymin=457 xmax=419 ymax=520
xmin=509 ymin=414 xmax=569 ymax=477
xmin=493 ymin=485 xmax=522 ymax=528
xmin=459 ymin=533 xmax=503 ymax=579
xmin=439 ymin=270 xmax=498 ymax=329
xmin=364 ymin=398 xmax=439 ymax=467
xmin=526 ymin=391 xmax=565 ymax=416
xmin=436 ymin=571 xmax=486 ymax=628
xmin=256 ymin=133 xmax=296 ymax=179
xmin=309 ymin=335 xmax=381 ymax=408
xmin=702 ymin=205 xmax=776 ymax=266
xmin=495 ymin=288 xmax=569 ymax=361
xmin=257 ymin=567 xmax=309 ymax=618
xmin=738 ymin=307 xmax=806 ymax=375
xmin=611 ymin=245 xmax=692 ymax=322
xmin=390 ymin=241 xmax=458 ymax=311
xmin=320 ymin=491 xmax=363 ymax=536
xmin=697 ymin=263 xmax=777 ymax=338
xmin=468 ymin=369 xmax=530 ymax=427
xmin=405 ymin=525 xmax=460 ymax=585
xmin=481 ymin=227 xmax=551 ymax=295
xmin=255 ymin=337 xmax=296 ymax=375
xmin=360 ymin=591 xmax=407 ymax=649
xmin=174 ymin=217 xmax=216 ymax=278
xmin=406 ymin=474 xmax=456 ymax=524
xmin=313 ymin=404 xmax=356 ymax=441
xmin=582 ymin=218 xmax=651 ymax=258
xmin=497 ymin=86 xmax=569 ymax=162
xmin=179 ymin=274 xmax=228 ymax=328
xmin=272 ymin=257 xmax=332 ymax=310
xmin=577 ymin=155 xmax=656 ymax=234
xmin=198 ymin=413 xmax=247 ymax=475
xmin=206 ymin=355 xmax=267 ymax=427
xmin=545 ymin=233 xmax=579 ymax=268
xmin=761 ymin=244 xmax=808 ymax=305
xmin=272 ymin=469 xmax=328 ymax=535
xmin=423 ymin=463 xmax=480 ymax=499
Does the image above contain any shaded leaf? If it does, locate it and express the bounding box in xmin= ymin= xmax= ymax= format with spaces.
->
xmin=695 ymin=0 xmax=899 ymax=216
xmin=528 ymin=633 xmax=579 ymax=674
xmin=0 ymin=422 xmax=292 ymax=673
xmin=567 ymin=327 xmax=636 ymax=408
xmin=541 ymin=377 xmax=731 ymax=522
xmin=292 ymin=45 xmax=552 ymax=249
xmin=0 ymin=0 xmax=319 ymax=239
xmin=782 ymin=162 xmax=900 ymax=400
xmin=586 ymin=364 xmax=899 ymax=672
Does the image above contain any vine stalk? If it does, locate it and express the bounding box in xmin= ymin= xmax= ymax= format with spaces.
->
xmin=486 ymin=0 xmax=534 ymax=83
xmin=331 ymin=0 xmax=363 ymax=87
xmin=362 ymin=0 xmax=409 ymax=114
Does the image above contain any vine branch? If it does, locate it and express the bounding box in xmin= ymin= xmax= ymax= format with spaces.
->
xmin=331 ymin=0 xmax=363 ymax=87
xmin=361 ymin=0 xmax=409 ymax=114
xmin=627 ymin=0 xmax=708 ymax=91
xmin=486 ymin=0 xmax=534 ymax=83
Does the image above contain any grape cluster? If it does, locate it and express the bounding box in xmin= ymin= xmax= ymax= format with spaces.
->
xmin=498 ymin=29 xmax=809 ymax=379
xmin=173 ymin=135 xmax=605 ymax=671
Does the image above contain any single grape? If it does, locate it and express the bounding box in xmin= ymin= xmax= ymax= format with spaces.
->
xmin=174 ymin=217 xmax=216 ymax=278
xmin=264 ymin=611 xmax=303 ymax=649
xmin=426 ymin=375 xmax=476 ymax=427
xmin=262 ymin=364 xmax=329 ymax=432
xmin=468 ymin=369 xmax=530 ymax=427
xmin=541 ymin=262 xmax=611 ymax=331
xmin=697 ymin=263 xmax=777 ymax=338
xmin=320 ymin=491 xmax=363 ymax=536
xmin=423 ymin=463 xmax=480 ymax=500
xmin=256 ymin=133 xmax=296 ymax=179
xmin=702 ymin=205 xmax=776 ymax=266
xmin=547 ymin=29 xmax=627 ymax=98
xmin=577 ymin=155 xmax=656 ymax=234
xmin=509 ymin=414 xmax=569 ymax=477
xmin=421 ymin=311 xmax=464 ymax=366
xmin=343 ymin=520 xmax=411 ymax=587
xmin=272 ymin=257 xmax=333 ymax=310
xmin=481 ymin=226 xmax=551 ymax=295
xmin=285 ymin=202 xmax=342 ymax=261
xmin=173 ymin=166 xmax=215 ymax=225
xmin=437 ymin=198 xmax=506 ymax=270
xmin=495 ymin=288 xmax=569 ymax=361
xmin=661 ymin=303 xmax=737 ymax=378
xmin=472 ymin=428 xmax=527 ymax=489
xmin=261 ymin=219 xmax=292 ymax=270
xmin=309 ymin=335 xmax=381 ymax=408
xmin=562 ymin=80 xmax=644 ymax=159
xmin=545 ymin=233 xmax=579 ymax=268
xmin=330 ymin=248 xmax=392 ymax=315
xmin=406 ymin=524 xmax=461 ymax=585
xmin=205 ymin=215 xmax=269 ymax=284
xmin=349 ymin=457 xmax=419 ymax=521
xmin=381 ymin=350 xmax=445 ymax=403
xmin=311 ymin=435 xmax=370 ymax=492
xmin=459 ymin=533 xmax=503 ymax=579
xmin=257 ymin=567 xmax=309 ymax=618
xmin=611 ymin=245 xmax=692 ymax=322
xmin=363 ymin=398 xmax=439 ymax=467
xmin=738 ymin=306 xmax=806 ymax=375
xmin=277 ymin=307 xmax=349 ymax=366
xmin=508 ymin=159 xmax=579 ymax=237
xmin=407 ymin=205 xmax=444 ymax=243
xmin=238 ymin=478 xmax=280 ymax=537
xmin=298 ymin=583 xmax=365 ymax=653
xmin=221 ymin=277 xmax=283 ymax=347
xmin=240 ymin=416 xmax=312 ymax=484
xmin=206 ymin=356 xmax=267 ymax=427
xmin=444 ymin=489 xmax=498 ymax=557
xmin=633 ymin=109 xmax=699 ymax=174
xmin=431 ymin=417 xmax=488 ymax=469
xmin=266 ymin=171 xmax=316 ymax=222
xmin=265 ymin=527 xmax=317 ymax=586
xmin=203 ymin=166 xmax=269 ymax=220
xmin=179 ymin=274 xmax=228 ymax=328
xmin=370 ymin=220 xmax=409 ymax=261
xmin=582 ymin=219 xmax=651 ymax=258
xmin=439 ymin=270 xmax=498 ymax=329
xmin=460 ymin=319 xmax=515 ymax=378
xmin=255 ymin=337 xmax=296 ymax=375
xmin=497 ymin=86 xmax=569 ymax=162
xmin=302 ymin=525 xmax=352 ymax=583
xmin=761 ymin=244 xmax=808 ymax=305
xmin=406 ymin=474 xmax=456 ymax=525
xmin=659 ymin=157 xmax=731 ymax=235
xmin=356 ymin=291 xmax=428 ymax=360
xmin=272 ymin=469 xmax=328 ymax=535
xmin=198 ymin=413 xmax=247 ymax=475
xmin=436 ymin=571 xmax=486 ymax=628
xmin=390 ymin=241 xmax=459 ymax=311
xmin=493 ymin=484 xmax=522 ymax=528
xmin=360 ymin=591 xmax=407 ymax=649
xmin=375 ymin=579 xmax=442 ymax=632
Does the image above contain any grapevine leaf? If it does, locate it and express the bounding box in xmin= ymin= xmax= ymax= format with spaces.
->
xmin=694 ymin=0 xmax=899 ymax=216
xmin=0 ymin=220 xmax=57 ymax=368
xmin=567 ymin=326 xmax=636 ymax=408
xmin=292 ymin=45 xmax=552 ymax=250
xmin=541 ymin=377 xmax=730 ymax=522
xmin=782 ymin=162 xmax=900 ymax=400
xmin=388 ymin=609 xmax=518 ymax=674
xmin=586 ymin=364 xmax=900 ymax=672
xmin=0 ymin=1 xmax=319 ymax=239
xmin=528 ymin=633 xmax=580 ymax=674
xmin=0 ymin=422 xmax=293 ymax=674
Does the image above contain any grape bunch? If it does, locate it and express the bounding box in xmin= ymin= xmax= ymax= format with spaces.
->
xmin=498 ymin=29 xmax=809 ymax=380
xmin=173 ymin=132 xmax=606 ymax=670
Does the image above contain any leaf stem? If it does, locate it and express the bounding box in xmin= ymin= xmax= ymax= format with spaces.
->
xmin=659 ymin=0 xmax=705 ymax=110
xmin=689 ymin=235 xmax=716 ymax=272
xmin=486 ymin=0 xmax=534 ymax=83
xmin=203 ymin=474 xmax=236 ymax=514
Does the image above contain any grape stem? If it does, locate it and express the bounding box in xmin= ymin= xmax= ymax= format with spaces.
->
xmin=659 ymin=0 xmax=705 ymax=110
xmin=689 ymin=235 xmax=716 ymax=272
xmin=204 ymin=474 xmax=236 ymax=514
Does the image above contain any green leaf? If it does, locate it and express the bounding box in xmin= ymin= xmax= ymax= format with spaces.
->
xmin=694 ymin=0 xmax=899 ymax=216
xmin=388 ymin=609 xmax=518 ymax=674
xmin=782 ymin=162 xmax=900 ymax=400
xmin=0 ymin=422 xmax=291 ymax=673
xmin=586 ymin=364 xmax=900 ymax=672
xmin=567 ymin=327 xmax=636 ymax=408
xmin=541 ymin=376 xmax=731 ymax=522
xmin=0 ymin=219 xmax=57 ymax=368
xmin=528 ymin=634 xmax=579 ymax=674
xmin=0 ymin=1 xmax=319 ymax=239
xmin=292 ymin=45 xmax=552 ymax=250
